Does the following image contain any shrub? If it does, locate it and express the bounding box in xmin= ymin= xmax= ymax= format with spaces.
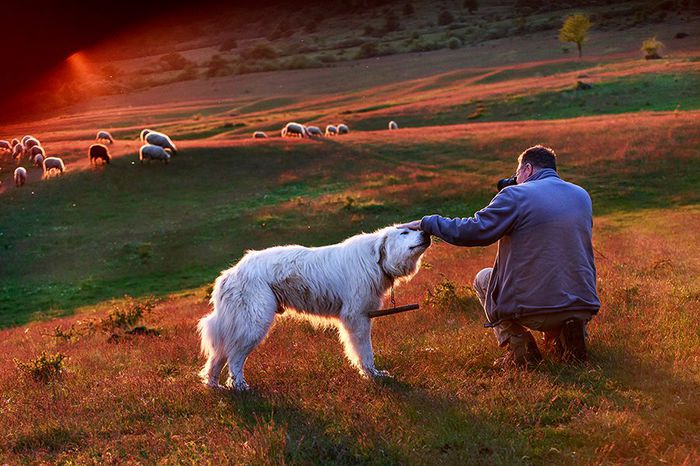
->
xmin=101 ymin=296 xmax=156 ymax=332
xmin=447 ymin=37 xmax=462 ymax=49
xmin=641 ymin=36 xmax=664 ymax=59
xmin=240 ymin=44 xmax=278 ymax=60
xmin=206 ymin=54 xmax=231 ymax=78
xmin=356 ymin=41 xmax=380 ymax=59
xmin=438 ymin=10 xmax=456 ymax=26
xmin=15 ymin=352 xmax=66 ymax=383
xmin=423 ymin=278 xmax=481 ymax=314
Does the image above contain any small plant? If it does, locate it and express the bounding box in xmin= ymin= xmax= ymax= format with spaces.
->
xmin=424 ymin=278 xmax=481 ymax=314
xmin=447 ymin=37 xmax=462 ymax=49
xmin=101 ymin=296 xmax=156 ymax=332
xmin=15 ymin=352 xmax=66 ymax=383
xmin=206 ymin=54 xmax=231 ymax=78
xmin=641 ymin=36 xmax=664 ymax=59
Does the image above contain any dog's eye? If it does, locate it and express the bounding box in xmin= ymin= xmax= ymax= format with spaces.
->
xmin=400 ymin=231 xmax=409 ymax=235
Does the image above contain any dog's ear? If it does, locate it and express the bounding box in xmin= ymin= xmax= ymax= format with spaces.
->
xmin=373 ymin=231 xmax=389 ymax=265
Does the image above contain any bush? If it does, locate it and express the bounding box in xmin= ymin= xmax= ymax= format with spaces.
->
xmin=438 ymin=10 xmax=456 ymax=26
xmin=206 ymin=54 xmax=231 ymax=78
xmin=240 ymin=44 xmax=278 ymax=60
xmin=423 ymin=278 xmax=481 ymax=314
xmin=641 ymin=36 xmax=664 ymax=59
xmin=101 ymin=296 xmax=156 ymax=332
xmin=447 ymin=37 xmax=462 ymax=49
xmin=355 ymin=42 xmax=380 ymax=59
xmin=15 ymin=352 xmax=66 ymax=383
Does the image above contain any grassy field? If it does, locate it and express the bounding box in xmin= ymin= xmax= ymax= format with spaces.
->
xmin=1 ymin=11 xmax=699 ymax=464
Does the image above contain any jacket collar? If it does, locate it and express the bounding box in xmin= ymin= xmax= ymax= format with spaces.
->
xmin=523 ymin=168 xmax=559 ymax=183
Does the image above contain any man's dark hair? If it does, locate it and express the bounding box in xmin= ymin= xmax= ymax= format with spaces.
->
xmin=518 ymin=145 xmax=557 ymax=171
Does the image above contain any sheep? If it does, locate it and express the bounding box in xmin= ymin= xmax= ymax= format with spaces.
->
xmin=144 ymin=131 xmax=177 ymax=154
xmin=337 ymin=123 xmax=349 ymax=134
xmin=140 ymin=129 xmax=153 ymax=142
xmin=253 ymin=131 xmax=268 ymax=139
xmin=12 ymin=143 xmax=23 ymax=161
xmin=388 ymin=120 xmax=398 ymax=130
xmin=139 ymin=144 xmax=171 ymax=164
xmin=33 ymin=154 xmax=44 ymax=168
xmin=14 ymin=167 xmax=27 ymax=187
xmin=281 ymin=122 xmax=307 ymax=138
xmin=325 ymin=125 xmax=338 ymax=136
xmin=21 ymin=135 xmax=34 ymax=146
xmin=306 ymin=126 xmax=323 ymax=137
xmin=96 ymin=130 xmax=114 ymax=144
xmin=28 ymin=145 xmax=45 ymax=161
xmin=24 ymin=137 xmax=40 ymax=151
xmin=89 ymin=144 xmax=111 ymax=164
xmin=43 ymin=157 xmax=65 ymax=177
xmin=11 ymin=138 xmax=20 ymax=148
xmin=0 ymin=140 xmax=11 ymax=152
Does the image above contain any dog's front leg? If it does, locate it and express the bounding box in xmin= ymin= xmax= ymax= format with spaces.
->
xmin=340 ymin=313 xmax=390 ymax=379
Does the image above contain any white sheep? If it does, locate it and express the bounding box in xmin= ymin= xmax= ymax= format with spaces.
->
xmin=388 ymin=121 xmax=398 ymax=130
xmin=20 ymin=135 xmax=34 ymax=146
xmin=337 ymin=123 xmax=349 ymax=134
xmin=43 ymin=156 xmax=65 ymax=177
xmin=253 ymin=131 xmax=268 ymax=139
xmin=325 ymin=125 xmax=338 ymax=136
xmin=0 ymin=140 xmax=11 ymax=152
xmin=12 ymin=143 xmax=23 ymax=161
xmin=144 ymin=131 xmax=177 ymax=154
xmin=306 ymin=126 xmax=323 ymax=136
xmin=96 ymin=130 xmax=114 ymax=144
xmin=139 ymin=144 xmax=171 ymax=164
xmin=24 ymin=137 xmax=40 ymax=151
xmin=11 ymin=138 xmax=20 ymax=148
xmin=14 ymin=167 xmax=27 ymax=187
xmin=140 ymin=129 xmax=153 ymax=142
xmin=28 ymin=145 xmax=45 ymax=161
xmin=281 ymin=122 xmax=307 ymax=138
xmin=33 ymin=154 xmax=44 ymax=168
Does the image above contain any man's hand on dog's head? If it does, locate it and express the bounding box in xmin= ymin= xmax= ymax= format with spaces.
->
xmin=396 ymin=220 xmax=422 ymax=231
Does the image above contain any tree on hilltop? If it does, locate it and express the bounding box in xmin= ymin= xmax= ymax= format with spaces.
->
xmin=559 ymin=13 xmax=592 ymax=58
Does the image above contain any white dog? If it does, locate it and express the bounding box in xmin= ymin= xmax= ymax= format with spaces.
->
xmin=198 ymin=226 xmax=431 ymax=390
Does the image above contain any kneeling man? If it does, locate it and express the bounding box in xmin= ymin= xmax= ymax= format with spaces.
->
xmin=400 ymin=145 xmax=600 ymax=367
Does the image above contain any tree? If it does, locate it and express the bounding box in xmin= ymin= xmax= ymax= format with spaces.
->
xmin=641 ymin=36 xmax=664 ymax=59
xmin=559 ymin=13 xmax=591 ymax=58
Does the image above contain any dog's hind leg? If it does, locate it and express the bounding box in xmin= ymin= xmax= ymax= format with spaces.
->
xmin=224 ymin=287 xmax=277 ymax=391
xmin=339 ymin=312 xmax=389 ymax=379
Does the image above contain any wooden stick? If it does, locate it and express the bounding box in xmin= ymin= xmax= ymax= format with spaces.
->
xmin=368 ymin=303 xmax=420 ymax=318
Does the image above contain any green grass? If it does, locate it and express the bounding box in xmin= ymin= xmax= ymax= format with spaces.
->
xmin=350 ymin=73 xmax=700 ymax=130
xmin=474 ymin=61 xmax=601 ymax=85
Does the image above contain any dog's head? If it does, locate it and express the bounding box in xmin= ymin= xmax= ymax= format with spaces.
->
xmin=375 ymin=226 xmax=431 ymax=280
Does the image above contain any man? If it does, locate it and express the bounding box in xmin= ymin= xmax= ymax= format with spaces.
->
xmin=399 ymin=145 xmax=600 ymax=367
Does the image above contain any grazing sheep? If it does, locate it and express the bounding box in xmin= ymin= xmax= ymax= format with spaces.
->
xmin=144 ymin=131 xmax=177 ymax=154
xmin=253 ymin=131 xmax=268 ymax=139
xmin=337 ymin=124 xmax=349 ymax=135
xmin=306 ymin=126 xmax=323 ymax=137
xmin=140 ymin=129 xmax=153 ymax=142
xmin=11 ymin=138 xmax=20 ymax=148
xmin=89 ymin=144 xmax=111 ymax=164
xmin=0 ymin=140 xmax=11 ymax=152
xmin=33 ymin=154 xmax=44 ymax=168
xmin=281 ymin=122 xmax=307 ymax=138
xmin=139 ymin=144 xmax=171 ymax=164
xmin=14 ymin=167 xmax=27 ymax=187
xmin=43 ymin=156 xmax=65 ymax=176
xmin=96 ymin=130 xmax=114 ymax=144
xmin=28 ymin=145 xmax=45 ymax=161
xmin=325 ymin=125 xmax=338 ymax=136
xmin=12 ymin=143 xmax=23 ymax=161
xmin=21 ymin=135 xmax=34 ymax=146
xmin=24 ymin=137 xmax=40 ymax=151
xmin=388 ymin=121 xmax=398 ymax=130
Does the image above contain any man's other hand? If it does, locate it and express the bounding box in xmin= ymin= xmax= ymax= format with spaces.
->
xmin=396 ymin=220 xmax=422 ymax=231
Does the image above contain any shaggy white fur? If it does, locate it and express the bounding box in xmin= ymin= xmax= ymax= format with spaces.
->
xmin=198 ymin=226 xmax=431 ymax=391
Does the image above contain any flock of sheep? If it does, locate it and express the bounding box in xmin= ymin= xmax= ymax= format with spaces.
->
xmin=1 ymin=128 xmax=178 ymax=188
xmin=3 ymin=119 xmax=399 ymax=188
xmin=255 ymin=120 xmax=398 ymax=139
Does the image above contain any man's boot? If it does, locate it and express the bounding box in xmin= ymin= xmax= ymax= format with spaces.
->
xmin=559 ymin=318 xmax=588 ymax=362
xmin=496 ymin=332 xmax=542 ymax=368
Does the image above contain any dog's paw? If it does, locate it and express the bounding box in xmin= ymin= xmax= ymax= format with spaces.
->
xmin=224 ymin=378 xmax=250 ymax=392
xmin=367 ymin=367 xmax=392 ymax=379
